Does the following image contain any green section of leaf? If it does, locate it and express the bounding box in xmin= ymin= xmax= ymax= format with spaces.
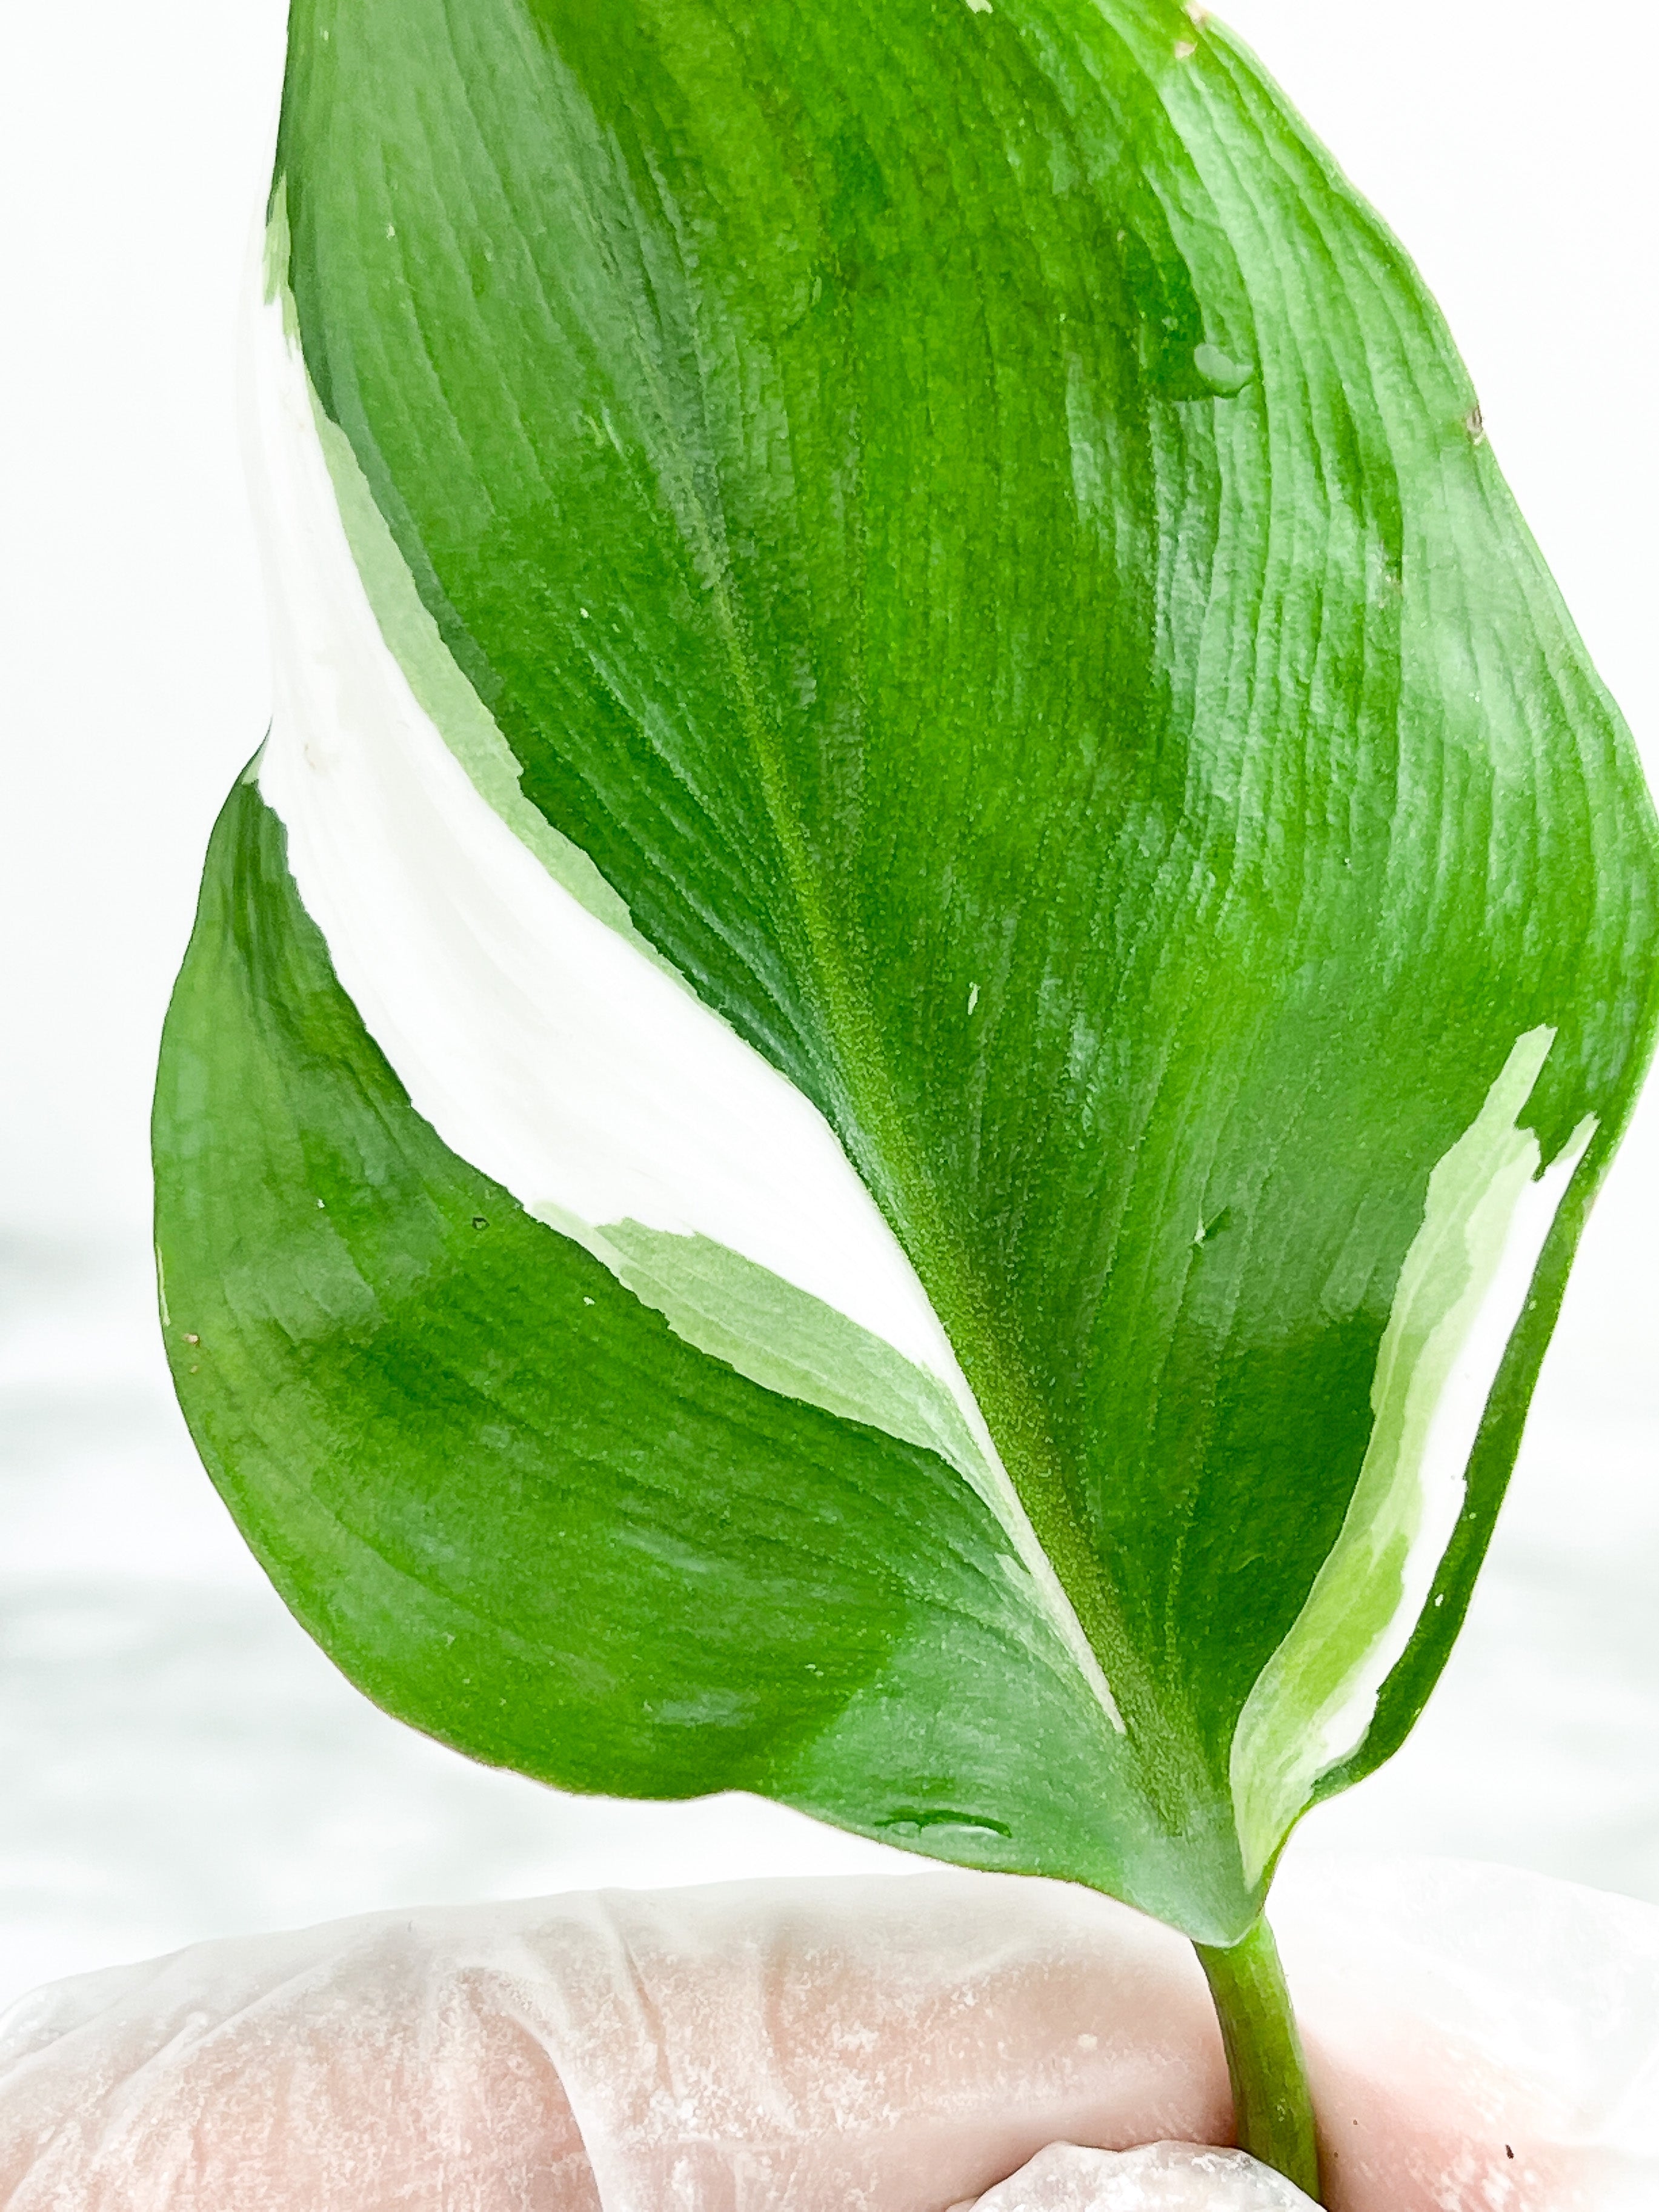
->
xmin=156 ymin=780 xmax=1248 ymax=1930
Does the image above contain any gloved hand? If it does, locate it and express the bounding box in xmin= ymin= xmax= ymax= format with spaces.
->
xmin=1 ymin=1857 xmax=1653 ymax=2211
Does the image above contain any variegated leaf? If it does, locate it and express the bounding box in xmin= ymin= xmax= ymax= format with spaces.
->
xmin=154 ymin=0 xmax=1659 ymax=1942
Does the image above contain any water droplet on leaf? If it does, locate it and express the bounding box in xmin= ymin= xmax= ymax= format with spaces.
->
xmin=1193 ymin=342 xmax=1254 ymax=396
xmin=877 ymin=1808 xmax=1012 ymax=1840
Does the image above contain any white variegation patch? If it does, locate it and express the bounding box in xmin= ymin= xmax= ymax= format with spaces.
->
xmin=243 ymin=225 xmax=1123 ymax=1734
xmin=1229 ymin=1028 xmax=1595 ymax=1882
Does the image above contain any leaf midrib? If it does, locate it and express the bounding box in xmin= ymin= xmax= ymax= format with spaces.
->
xmin=668 ymin=404 xmax=1171 ymax=1764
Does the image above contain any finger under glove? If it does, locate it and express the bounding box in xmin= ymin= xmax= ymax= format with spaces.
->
xmin=1 ymin=1857 xmax=1654 ymax=2211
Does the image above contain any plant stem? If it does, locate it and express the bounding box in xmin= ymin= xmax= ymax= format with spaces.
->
xmin=1194 ymin=1914 xmax=1322 ymax=2202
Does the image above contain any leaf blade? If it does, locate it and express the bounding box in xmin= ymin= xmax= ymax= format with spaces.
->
xmin=156 ymin=0 xmax=1659 ymax=1933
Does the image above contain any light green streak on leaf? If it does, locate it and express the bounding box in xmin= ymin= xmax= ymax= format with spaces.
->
xmin=587 ymin=1220 xmax=987 ymax=1479
xmin=318 ymin=396 xmax=673 ymax=965
xmin=268 ymin=218 xmax=676 ymax=977
xmin=264 ymin=180 xmax=302 ymax=346
xmin=531 ymin=1206 xmax=1122 ymax=1725
xmin=1230 ymin=1027 xmax=1594 ymax=1881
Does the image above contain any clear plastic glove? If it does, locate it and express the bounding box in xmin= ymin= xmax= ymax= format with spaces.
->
xmin=1 ymin=1858 xmax=1654 ymax=2211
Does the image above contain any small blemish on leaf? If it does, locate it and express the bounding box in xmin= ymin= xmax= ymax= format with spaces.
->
xmin=655 ymin=1689 xmax=760 ymax=1726
xmin=583 ymin=1295 xmax=595 ymax=1306
xmin=1465 ymin=404 xmax=1486 ymax=445
xmin=385 ymin=224 xmax=396 ymax=241
xmin=1174 ymin=38 xmax=1197 ymax=59
xmin=316 ymin=1198 xmax=326 ymax=1209
xmin=472 ymin=1215 xmax=488 ymax=1229
xmin=1184 ymin=0 xmax=1211 ymax=20
xmin=965 ymin=0 xmax=992 ymax=14
xmin=967 ymin=981 xmax=980 ymax=1015
xmin=184 ymin=1333 xmax=199 ymax=1346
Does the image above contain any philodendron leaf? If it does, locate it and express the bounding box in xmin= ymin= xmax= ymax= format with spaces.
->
xmin=154 ymin=0 xmax=1658 ymax=1947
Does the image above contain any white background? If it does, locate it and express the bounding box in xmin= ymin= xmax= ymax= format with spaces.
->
xmin=1 ymin=1 xmax=1655 ymax=2014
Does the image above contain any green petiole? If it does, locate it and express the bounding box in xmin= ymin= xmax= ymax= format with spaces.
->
xmin=1194 ymin=1915 xmax=1322 ymax=2202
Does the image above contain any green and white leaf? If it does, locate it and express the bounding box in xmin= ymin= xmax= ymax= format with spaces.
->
xmin=155 ymin=0 xmax=1659 ymax=1943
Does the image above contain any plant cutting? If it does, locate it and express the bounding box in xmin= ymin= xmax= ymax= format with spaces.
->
xmin=151 ymin=0 xmax=1659 ymax=2200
